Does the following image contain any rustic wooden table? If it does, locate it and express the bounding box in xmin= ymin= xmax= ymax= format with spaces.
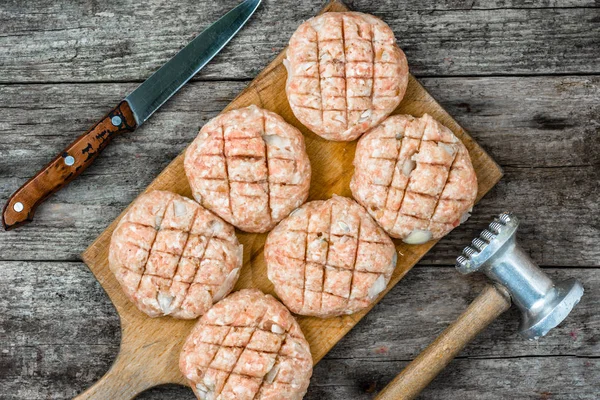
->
xmin=0 ymin=1 xmax=598 ymax=399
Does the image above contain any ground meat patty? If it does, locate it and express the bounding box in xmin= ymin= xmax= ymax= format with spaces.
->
xmin=184 ymin=105 xmax=311 ymax=233
xmin=109 ymin=190 xmax=243 ymax=319
xmin=284 ymin=12 xmax=409 ymax=142
xmin=180 ymin=289 xmax=313 ymax=400
xmin=350 ymin=114 xmax=478 ymax=243
xmin=265 ymin=196 xmax=397 ymax=318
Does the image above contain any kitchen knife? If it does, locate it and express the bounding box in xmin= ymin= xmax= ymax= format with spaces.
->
xmin=2 ymin=0 xmax=261 ymax=230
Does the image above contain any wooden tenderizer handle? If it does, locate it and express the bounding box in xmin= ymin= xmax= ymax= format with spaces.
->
xmin=375 ymin=284 xmax=512 ymax=400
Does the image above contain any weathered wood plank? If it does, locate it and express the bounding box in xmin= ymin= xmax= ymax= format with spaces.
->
xmin=327 ymin=267 xmax=598 ymax=360
xmin=18 ymin=351 xmax=599 ymax=400
xmin=1 ymin=262 xmax=594 ymax=358
xmin=308 ymin=356 xmax=600 ymax=400
xmin=0 ymin=262 xmax=596 ymax=399
xmin=114 ymin=356 xmax=600 ymax=400
xmin=1 ymin=1 xmax=598 ymax=398
xmin=421 ymin=76 xmax=600 ymax=168
xmin=0 ymin=0 xmax=598 ymax=83
xmin=1 ymin=77 xmax=598 ymax=265
xmin=33 ymin=356 xmax=599 ymax=400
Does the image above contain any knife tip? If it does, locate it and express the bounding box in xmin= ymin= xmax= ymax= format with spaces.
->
xmin=246 ymin=0 xmax=262 ymax=8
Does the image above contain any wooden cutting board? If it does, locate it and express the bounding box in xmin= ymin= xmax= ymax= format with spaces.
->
xmin=77 ymin=1 xmax=503 ymax=398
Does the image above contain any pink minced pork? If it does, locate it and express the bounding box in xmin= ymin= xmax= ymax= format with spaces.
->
xmin=180 ymin=289 xmax=313 ymax=400
xmin=350 ymin=114 xmax=478 ymax=243
xmin=185 ymin=105 xmax=311 ymax=233
xmin=109 ymin=190 xmax=243 ymax=319
xmin=265 ymin=196 xmax=398 ymax=318
xmin=285 ymin=12 xmax=409 ymax=141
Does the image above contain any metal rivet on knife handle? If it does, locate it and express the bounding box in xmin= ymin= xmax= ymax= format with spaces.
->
xmin=110 ymin=116 xmax=122 ymax=126
xmin=64 ymin=155 xmax=75 ymax=166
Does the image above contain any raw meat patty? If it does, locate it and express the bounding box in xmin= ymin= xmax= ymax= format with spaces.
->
xmin=109 ymin=190 xmax=243 ymax=319
xmin=185 ymin=105 xmax=311 ymax=233
xmin=350 ymin=114 xmax=478 ymax=243
xmin=285 ymin=12 xmax=409 ymax=141
xmin=265 ymin=196 xmax=397 ymax=318
xmin=180 ymin=289 xmax=313 ymax=400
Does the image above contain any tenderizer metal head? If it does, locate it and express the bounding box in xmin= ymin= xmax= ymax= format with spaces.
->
xmin=456 ymin=212 xmax=584 ymax=339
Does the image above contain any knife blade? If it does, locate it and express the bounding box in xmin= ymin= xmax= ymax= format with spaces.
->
xmin=2 ymin=0 xmax=261 ymax=231
xmin=127 ymin=0 xmax=261 ymax=125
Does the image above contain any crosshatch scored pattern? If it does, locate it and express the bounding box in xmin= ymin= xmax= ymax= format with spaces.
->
xmin=109 ymin=191 xmax=242 ymax=319
xmin=287 ymin=12 xmax=408 ymax=140
xmin=180 ymin=290 xmax=312 ymax=399
xmin=352 ymin=114 xmax=478 ymax=240
xmin=185 ymin=106 xmax=310 ymax=233
xmin=266 ymin=197 xmax=396 ymax=317
xmin=78 ymin=1 xmax=502 ymax=396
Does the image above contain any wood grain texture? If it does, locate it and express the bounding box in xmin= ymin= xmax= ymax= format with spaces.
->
xmin=1 ymin=77 xmax=597 ymax=265
xmin=0 ymin=0 xmax=598 ymax=83
xmin=1 ymin=0 xmax=598 ymax=398
xmin=375 ymin=285 xmax=512 ymax=400
xmin=76 ymin=1 xmax=502 ymax=396
xmin=0 ymin=263 xmax=595 ymax=399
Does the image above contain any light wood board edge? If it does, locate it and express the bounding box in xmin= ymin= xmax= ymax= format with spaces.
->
xmin=79 ymin=0 xmax=503 ymax=395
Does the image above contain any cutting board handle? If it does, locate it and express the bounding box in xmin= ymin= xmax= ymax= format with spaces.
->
xmin=72 ymin=312 xmax=189 ymax=400
xmin=375 ymin=284 xmax=512 ymax=400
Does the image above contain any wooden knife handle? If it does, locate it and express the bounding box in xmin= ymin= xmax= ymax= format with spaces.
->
xmin=375 ymin=284 xmax=512 ymax=400
xmin=2 ymin=100 xmax=137 ymax=230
